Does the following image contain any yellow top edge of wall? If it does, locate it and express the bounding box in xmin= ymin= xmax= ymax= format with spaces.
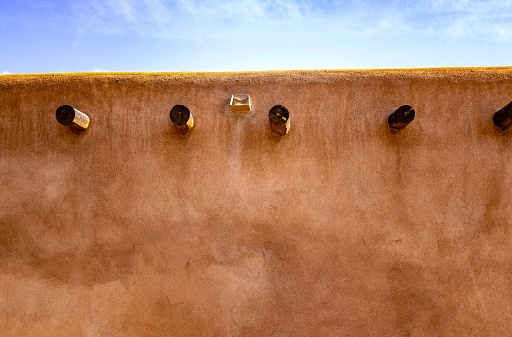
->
xmin=1 ymin=66 xmax=512 ymax=84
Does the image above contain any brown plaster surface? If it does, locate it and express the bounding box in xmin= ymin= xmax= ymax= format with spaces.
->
xmin=1 ymin=67 xmax=512 ymax=336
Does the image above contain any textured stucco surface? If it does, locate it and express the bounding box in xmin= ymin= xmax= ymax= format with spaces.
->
xmin=1 ymin=67 xmax=512 ymax=336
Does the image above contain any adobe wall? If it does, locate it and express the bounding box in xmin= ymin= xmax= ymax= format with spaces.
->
xmin=1 ymin=68 xmax=512 ymax=336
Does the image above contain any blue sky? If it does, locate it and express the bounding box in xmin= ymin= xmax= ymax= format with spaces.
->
xmin=1 ymin=0 xmax=511 ymax=74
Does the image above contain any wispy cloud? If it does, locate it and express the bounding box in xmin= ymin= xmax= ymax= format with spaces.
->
xmin=61 ymin=0 xmax=512 ymax=42
xmin=414 ymin=0 xmax=512 ymax=13
xmin=69 ymin=0 xmax=311 ymax=40
xmin=1 ymin=71 xmax=11 ymax=75
xmin=410 ymin=0 xmax=512 ymax=40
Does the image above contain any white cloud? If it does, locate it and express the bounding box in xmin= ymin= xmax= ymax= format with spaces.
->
xmin=406 ymin=0 xmax=511 ymax=41
xmin=1 ymin=71 xmax=11 ymax=75
xmin=69 ymin=0 xmax=310 ymax=39
xmin=65 ymin=0 xmax=512 ymax=42
xmin=415 ymin=0 xmax=512 ymax=13
xmin=493 ymin=22 xmax=512 ymax=41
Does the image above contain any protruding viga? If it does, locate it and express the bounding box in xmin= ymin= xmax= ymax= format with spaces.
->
xmin=493 ymin=101 xmax=512 ymax=131
xmin=56 ymin=105 xmax=90 ymax=132
xmin=269 ymin=105 xmax=290 ymax=136
xmin=388 ymin=105 xmax=415 ymax=131
xmin=170 ymin=105 xmax=194 ymax=133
